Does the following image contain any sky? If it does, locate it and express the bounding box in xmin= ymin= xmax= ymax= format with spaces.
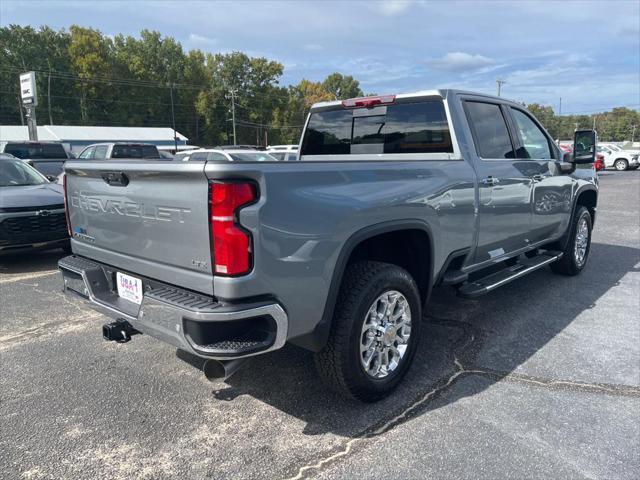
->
xmin=1 ymin=0 xmax=639 ymax=114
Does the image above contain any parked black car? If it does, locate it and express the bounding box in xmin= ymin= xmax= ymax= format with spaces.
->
xmin=0 ymin=154 xmax=69 ymax=255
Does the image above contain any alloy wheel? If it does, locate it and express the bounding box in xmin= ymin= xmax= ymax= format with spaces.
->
xmin=359 ymin=290 xmax=412 ymax=379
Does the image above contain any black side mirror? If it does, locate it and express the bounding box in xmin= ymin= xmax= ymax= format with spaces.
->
xmin=572 ymin=130 xmax=597 ymax=164
xmin=46 ymin=175 xmax=57 ymax=182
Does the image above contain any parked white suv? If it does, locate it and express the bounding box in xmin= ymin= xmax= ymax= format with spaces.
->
xmin=596 ymin=144 xmax=639 ymax=171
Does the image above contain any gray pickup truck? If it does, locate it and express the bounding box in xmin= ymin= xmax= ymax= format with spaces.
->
xmin=59 ymin=90 xmax=598 ymax=401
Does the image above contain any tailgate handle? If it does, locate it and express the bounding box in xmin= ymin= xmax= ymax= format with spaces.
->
xmin=101 ymin=171 xmax=129 ymax=187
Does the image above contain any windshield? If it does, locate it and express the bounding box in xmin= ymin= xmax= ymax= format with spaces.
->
xmin=4 ymin=143 xmax=68 ymax=159
xmin=228 ymin=152 xmax=279 ymax=162
xmin=608 ymin=145 xmax=621 ymax=151
xmin=0 ymin=159 xmax=47 ymax=187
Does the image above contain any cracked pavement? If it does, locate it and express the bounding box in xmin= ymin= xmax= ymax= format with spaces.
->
xmin=1 ymin=171 xmax=639 ymax=479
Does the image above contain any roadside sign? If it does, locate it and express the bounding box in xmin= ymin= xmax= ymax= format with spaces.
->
xmin=20 ymin=71 xmax=38 ymax=106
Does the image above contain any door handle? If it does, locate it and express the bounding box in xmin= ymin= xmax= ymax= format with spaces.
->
xmin=532 ymin=174 xmax=545 ymax=182
xmin=482 ymin=177 xmax=500 ymax=185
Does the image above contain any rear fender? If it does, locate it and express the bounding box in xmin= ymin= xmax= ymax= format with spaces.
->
xmin=289 ymin=220 xmax=434 ymax=352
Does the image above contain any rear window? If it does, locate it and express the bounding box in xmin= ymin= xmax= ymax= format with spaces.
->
xmin=4 ymin=143 xmax=68 ymax=159
xmin=301 ymin=100 xmax=453 ymax=156
xmin=111 ymin=145 xmax=160 ymax=159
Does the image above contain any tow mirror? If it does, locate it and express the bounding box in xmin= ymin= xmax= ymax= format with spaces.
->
xmin=572 ymin=130 xmax=597 ymax=164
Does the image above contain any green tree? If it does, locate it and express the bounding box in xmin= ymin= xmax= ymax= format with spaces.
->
xmin=68 ymin=25 xmax=115 ymax=123
xmin=322 ymin=72 xmax=363 ymax=100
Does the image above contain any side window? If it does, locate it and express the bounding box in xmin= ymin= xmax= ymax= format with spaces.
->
xmin=93 ymin=145 xmax=108 ymax=159
xmin=465 ymin=102 xmax=515 ymax=159
xmin=510 ymin=108 xmax=552 ymax=159
xmin=188 ymin=152 xmax=209 ymax=161
xmin=79 ymin=146 xmax=95 ymax=159
xmin=208 ymin=152 xmax=228 ymax=162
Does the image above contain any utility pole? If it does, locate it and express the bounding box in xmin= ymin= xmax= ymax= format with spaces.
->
xmin=47 ymin=71 xmax=53 ymax=125
xmin=169 ymin=82 xmax=177 ymax=152
xmin=226 ymin=88 xmax=238 ymax=145
xmin=556 ymin=97 xmax=562 ymax=142
xmin=631 ymin=124 xmax=637 ymax=143
xmin=496 ymin=79 xmax=506 ymax=97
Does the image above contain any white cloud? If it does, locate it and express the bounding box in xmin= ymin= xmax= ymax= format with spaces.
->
xmin=188 ymin=33 xmax=218 ymax=46
xmin=303 ymin=44 xmax=324 ymax=51
xmin=378 ymin=0 xmax=412 ymax=16
xmin=428 ymin=52 xmax=495 ymax=72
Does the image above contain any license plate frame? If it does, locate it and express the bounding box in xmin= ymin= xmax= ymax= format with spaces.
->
xmin=116 ymin=272 xmax=143 ymax=305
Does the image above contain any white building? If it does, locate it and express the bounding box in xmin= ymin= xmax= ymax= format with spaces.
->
xmin=0 ymin=125 xmax=189 ymax=154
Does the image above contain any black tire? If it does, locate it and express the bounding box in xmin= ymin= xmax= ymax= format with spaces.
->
xmin=550 ymin=206 xmax=592 ymax=276
xmin=314 ymin=261 xmax=422 ymax=402
xmin=614 ymin=159 xmax=628 ymax=171
xmin=62 ymin=243 xmax=72 ymax=254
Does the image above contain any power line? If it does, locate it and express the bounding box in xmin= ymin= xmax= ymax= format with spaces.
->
xmin=0 ymin=66 xmax=209 ymax=90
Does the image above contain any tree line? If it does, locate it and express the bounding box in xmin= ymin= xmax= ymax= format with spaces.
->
xmin=1 ymin=25 xmax=637 ymax=146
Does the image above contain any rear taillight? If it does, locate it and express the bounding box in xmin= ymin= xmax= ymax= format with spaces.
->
xmin=209 ymin=181 xmax=257 ymax=276
xmin=342 ymin=94 xmax=396 ymax=109
xmin=62 ymin=173 xmax=71 ymax=237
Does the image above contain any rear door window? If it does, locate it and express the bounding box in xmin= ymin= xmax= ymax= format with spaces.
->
xmin=464 ymin=102 xmax=515 ymax=159
xmin=301 ymin=100 xmax=453 ymax=156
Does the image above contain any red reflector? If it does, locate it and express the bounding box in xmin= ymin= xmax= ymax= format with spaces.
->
xmin=62 ymin=173 xmax=71 ymax=237
xmin=342 ymin=94 xmax=396 ymax=109
xmin=209 ymin=182 xmax=257 ymax=276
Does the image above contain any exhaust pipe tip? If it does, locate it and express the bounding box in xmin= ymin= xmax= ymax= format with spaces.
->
xmin=203 ymin=359 xmax=246 ymax=382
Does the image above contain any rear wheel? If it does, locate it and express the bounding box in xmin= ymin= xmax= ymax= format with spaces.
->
xmin=614 ymin=159 xmax=628 ymax=171
xmin=314 ymin=261 xmax=421 ymax=402
xmin=551 ymin=206 xmax=592 ymax=276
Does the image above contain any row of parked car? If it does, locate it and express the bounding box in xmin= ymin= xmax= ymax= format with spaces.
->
xmin=559 ymin=142 xmax=639 ymax=171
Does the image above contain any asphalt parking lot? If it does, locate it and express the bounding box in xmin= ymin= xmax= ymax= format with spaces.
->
xmin=1 ymin=170 xmax=638 ymax=480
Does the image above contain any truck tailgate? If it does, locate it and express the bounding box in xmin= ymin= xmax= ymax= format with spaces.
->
xmin=64 ymin=160 xmax=214 ymax=295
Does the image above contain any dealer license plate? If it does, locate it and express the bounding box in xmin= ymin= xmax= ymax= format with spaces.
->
xmin=116 ymin=272 xmax=143 ymax=305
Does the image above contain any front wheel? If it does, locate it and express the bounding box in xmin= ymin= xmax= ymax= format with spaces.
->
xmin=314 ymin=261 xmax=422 ymax=402
xmin=551 ymin=206 xmax=592 ymax=276
xmin=614 ymin=159 xmax=629 ymax=171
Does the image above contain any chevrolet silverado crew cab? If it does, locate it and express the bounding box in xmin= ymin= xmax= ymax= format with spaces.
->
xmin=59 ymin=90 xmax=598 ymax=401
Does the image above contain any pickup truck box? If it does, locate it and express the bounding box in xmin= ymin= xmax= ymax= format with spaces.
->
xmin=1 ymin=141 xmax=72 ymax=177
xmin=59 ymin=89 xmax=599 ymax=401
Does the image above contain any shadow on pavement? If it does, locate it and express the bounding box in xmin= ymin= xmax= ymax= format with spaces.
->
xmin=178 ymin=241 xmax=639 ymax=438
xmin=0 ymin=248 xmax=67 ymax=275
